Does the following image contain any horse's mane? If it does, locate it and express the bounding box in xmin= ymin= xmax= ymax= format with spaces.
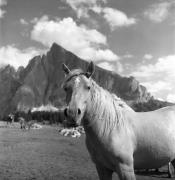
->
xmin=85 ymin=78 xmax=133 ymax=134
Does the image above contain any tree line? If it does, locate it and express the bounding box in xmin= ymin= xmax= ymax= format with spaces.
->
xmin=4 ymin=110 xmax=65 ymax=125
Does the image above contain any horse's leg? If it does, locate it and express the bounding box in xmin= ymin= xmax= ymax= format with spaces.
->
xmin=116 ymin=163 xmax=136 ymax=180
xmin=28 ymin=124 xmax=31 ymax=130
xmin=155 ymin=168 xmax=159 ymax=172
xmin=95 ymin=163 xmax=113 ymax=180
xmin=169 ymin=161 xmax=175 ymax=178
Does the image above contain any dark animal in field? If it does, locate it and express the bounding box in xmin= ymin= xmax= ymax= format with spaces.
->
xmin=3 ymin=114 xmax=14 ymax=125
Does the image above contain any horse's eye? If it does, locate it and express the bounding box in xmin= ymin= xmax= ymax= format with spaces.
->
xmin=64 ymin=87 xmax=68 ymax=92
xmin=87 ymin=86 xmax=91 ymax=90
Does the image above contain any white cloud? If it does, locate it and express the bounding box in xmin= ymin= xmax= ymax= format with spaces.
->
xmin=0 ymin=9 xmax=5 ymax=18
xmin=31 ymin=16 xmax=120 ymax=62
xmin=144 ymin=2 xmax=172 ymax=23
xmin=102 ymin=7 xmax=136 ymax=30
xmin=132 ymin=55 xmax=175 ymax=78
xmin=143 ymin=54 xmax=153 ymax=60
xmin=94 ymin=49 xmax=119 ymax=61
xmin=0 ymin=45 xmax=42 ymax=69
xmin=0 ymin=0 xmax=6 ymax=6
xmin=97 ymin=61 xmax=123 ymax=73
xmin=141 ymin=81 xmax=172 ymax=93
xmin=0 ymin=0 xmax=7 ymax=18
xmin=91 ymin=6 xmax=102 ymax=14
xmin=64 ymin=0 xmax=136 ymax=30
xmin=131 ymin=55 xmax=175 ymax=101
xmin=20 ymin=18 xmax=29 ymax=25
xmin=97 ymin=62 xmax=114 ymax=71
xmin=31 ymin=16 xmax=106 ymax=46
xmin=64 ymin=0 xmax=106 ymax=18
xmin=167 ymin=94 xmax=175 ymax=103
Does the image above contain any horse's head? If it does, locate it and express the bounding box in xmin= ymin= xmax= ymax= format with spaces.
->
xmin=62 ymin=61 xmax=95 ymax=126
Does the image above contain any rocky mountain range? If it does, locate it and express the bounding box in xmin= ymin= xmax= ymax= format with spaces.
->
xmin=0 ymin=43 xmax=172 ymax=118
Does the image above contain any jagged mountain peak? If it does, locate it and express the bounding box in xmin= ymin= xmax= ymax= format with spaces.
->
xmin=50 ymin=42 xmax=66 ymax=52
xmin=0 ymin=43 xmax=171 ymax=117
xmin=0 ymin=64 xmax=16 ymax=74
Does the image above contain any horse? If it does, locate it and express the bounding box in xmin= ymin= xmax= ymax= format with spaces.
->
xmin=18 ymin=117 xmax=27 ymax=129
xmin=62 ymin=61 xmax=175 ymax=180
xmin=18 ymin=117 xmax=35 ymax=130
xmin=4 ymin=114 xmax=14 ymax=125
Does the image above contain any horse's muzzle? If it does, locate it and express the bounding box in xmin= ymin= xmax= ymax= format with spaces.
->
xmin=64 ymin=107 xmax=81 ymax=118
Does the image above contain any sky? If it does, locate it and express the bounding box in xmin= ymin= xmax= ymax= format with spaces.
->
xmin=0 ymin=0 xmax=175 ymax=102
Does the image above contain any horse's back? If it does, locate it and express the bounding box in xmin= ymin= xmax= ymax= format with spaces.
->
xmin=133 ymin=105 xmax=175 ymax=169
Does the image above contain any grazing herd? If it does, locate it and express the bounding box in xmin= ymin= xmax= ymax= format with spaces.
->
xmin=2 ymin=113 xmax=41 ymax=130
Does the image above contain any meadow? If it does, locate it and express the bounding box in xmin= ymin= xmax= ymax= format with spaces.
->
xmin=0 ymin=123 xmax=171 ymax=180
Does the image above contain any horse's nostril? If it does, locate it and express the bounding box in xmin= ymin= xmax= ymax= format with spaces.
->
xmin=77 ymin=108 xmax=81 ymax=115
xmin=64 ymin=108 xmax=68 ymax=117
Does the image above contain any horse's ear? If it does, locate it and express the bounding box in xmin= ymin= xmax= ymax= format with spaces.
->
xmin=86 ymin=61 xmax=95 ymax=78
xmin=62 ymin=63 xmax=70 ymax=75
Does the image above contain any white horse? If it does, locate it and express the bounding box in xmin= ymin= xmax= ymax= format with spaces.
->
xmin=62 ymin=61 xmax=175 ymax=180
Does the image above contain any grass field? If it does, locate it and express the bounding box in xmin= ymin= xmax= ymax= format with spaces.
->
xmin=0 ymin=123 xmax=172 ymax=180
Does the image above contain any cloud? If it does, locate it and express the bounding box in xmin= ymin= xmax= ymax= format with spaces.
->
xmin=132 ymin=55 xmax=175 ymax=78
xmin=102 ymin=7 xmax=136 ymax=30
xmin=0 ymin=0 xmax=7 ymax=18
xmin=131 ymin=55 xmax=175 ymax=101
xmin=31 ymin=16 xmax=120 ymax=63
xmin=141 ymin=81 xmax=172 ymax=93
xmin=144 ymin=2 xmax=173 ymax=23
xmin=143 ymin=54 xmax=153 ymax=60
xmin=91 ymin=6 xmax=136 ymax=30
xmin=64 ymin=0 xmax=136 ymax=30
xmin=97 ymin=61 xmax=123 ymax=73
xmin=0 ymin=9 xmax=5 ymax=18
xmin=93 ymin=49 xmax=119 ymax=61
xmin=97 ymin=62 xmax=115 ymax=72
xmin=20 ymin=18 xmax=29 ymax=25
xmin=0 ymin=0 xmax=6 ymax=6
xmin=91 ymin=5 xmax=102 ymax=14
xmin=0 ymin=45 xmax=42 ymax=69
xmin=167 ymin=94 xmax=175 ymax=103
xmin=64 ymin=0 xmax=106 ymax=18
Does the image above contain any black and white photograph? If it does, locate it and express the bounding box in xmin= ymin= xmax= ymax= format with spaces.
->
xmin=0 ymin=0 xmax=175 ymax=179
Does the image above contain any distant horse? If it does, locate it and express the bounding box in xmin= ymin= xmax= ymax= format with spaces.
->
xmin=62 ymin=61 xmax=175 ymax=180
xmin=18 ymin=117 xmax=35 ymax=130
xmin=4 ymin=114 xmax=14 ymax=125
xmin=18 ymin=117 xmax=26 ymax=129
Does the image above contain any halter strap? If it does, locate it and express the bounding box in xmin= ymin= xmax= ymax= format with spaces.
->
xmin=65 ymin=72 xmax=87 ymax=83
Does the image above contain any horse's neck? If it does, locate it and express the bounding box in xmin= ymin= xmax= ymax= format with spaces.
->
xmin=83 ymin=82 xmax=127 ymax=137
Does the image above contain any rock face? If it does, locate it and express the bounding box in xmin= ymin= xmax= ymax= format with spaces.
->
xmin=0 ymin=43 xmax=170 ymax=117
xmin=0 ymin=65 xmax=21 ymax=118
